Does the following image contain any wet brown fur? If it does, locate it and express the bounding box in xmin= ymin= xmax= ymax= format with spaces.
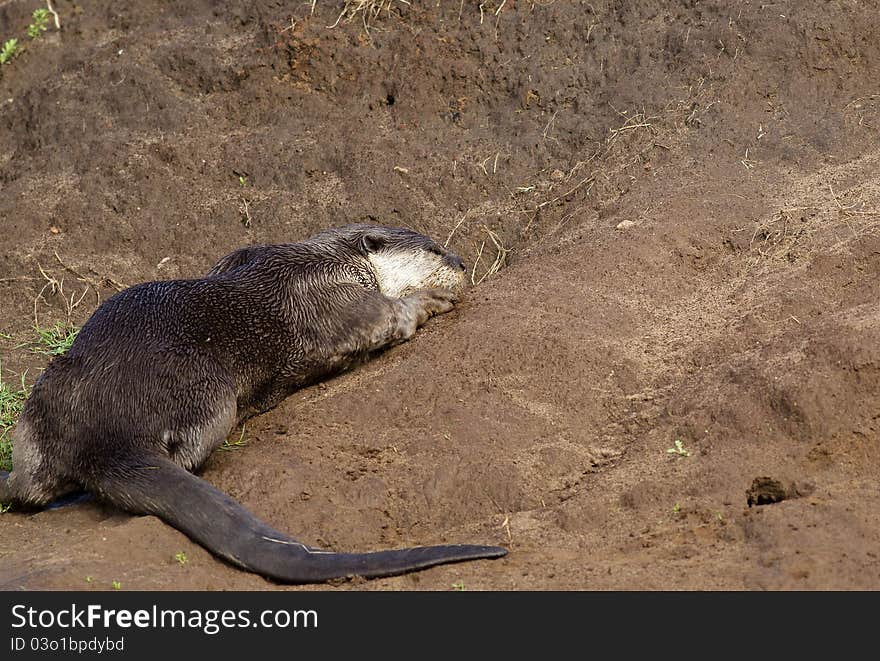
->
xmin=0 ymin=225 xmax=506 ymax=583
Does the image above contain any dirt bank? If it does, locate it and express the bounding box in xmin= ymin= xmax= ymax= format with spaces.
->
xmin=1 ymin=0 xmax=878 ymax=589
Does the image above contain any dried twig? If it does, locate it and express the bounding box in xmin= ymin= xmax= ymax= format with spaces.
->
xmin=542 ymin=109 xmax=560 ymax=144
xmin=445 ymin=210 xmax=470 ymax=247
xmin=33 ymin=264 xmax=87 ymax=328
xmin=45 ymin=0 xmax=61 ymax=30
xmin=54 ymin=250 xmax=101 ymax=305
xmin=240 ymin=197 xmax=252 ymax=227
xmin=471 ymin=225 xmax=508 ymax=285
xmin=329 ymin=0 xmax=409 ymax=30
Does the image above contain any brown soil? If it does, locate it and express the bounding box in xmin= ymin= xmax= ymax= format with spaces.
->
xmin=1 ymin=0 xmax=879 ymax=590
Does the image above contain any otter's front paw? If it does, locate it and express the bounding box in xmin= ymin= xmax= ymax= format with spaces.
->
xmin=410 ymin=288 xmax=459 ymax=323
xmin=396 ymin=289 xmax=459 ymax=339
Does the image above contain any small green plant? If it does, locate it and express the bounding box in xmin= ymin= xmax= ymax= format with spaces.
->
xmin=672 ymin=502 xmax=681 ymax=514
xmin=0 ymin=367 xmax=29 ymax=472
xmin=85 ymin=576 xmax=93 ymax=583
xmin=666 ymin=439 xmax=691 ymax=457
xmin=451 ymin=581 xmax=465 ymax=591
xmin=27 ymin=9 xmax=50 ymax=39
xmin=33 ymin=323 xmax=79 ymax=356
xmin=111 ymin=580 xmax=122 ymax=590
xmin=238 ymin=175 xmax=247 ymax=186
xmin=220 ymin=425 xmax=248 ymax=451
xmin=0 ymin=39 xmax=19 ymax=65
xmin=0 ymin=502 xmax=11 ymax=514
xmin=175 ymin=551 xmax=188 ymax=565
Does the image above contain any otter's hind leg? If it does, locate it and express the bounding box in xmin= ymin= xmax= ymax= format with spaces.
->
xmin=0 ymin=419 xmax=77 ymax=509
xmin=0 ymin=469 xmax=79 ymax=509
xmin=0 ymin=470 xmax=13 ymax=504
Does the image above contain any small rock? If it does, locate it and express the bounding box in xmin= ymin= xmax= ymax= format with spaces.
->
xmin=49 ymin=226 xmax=61 ymax=234
xmin=616 ymin=220 xmax=637 ymax=230
xmin=550 ymin=169 xmax=565 ymax=181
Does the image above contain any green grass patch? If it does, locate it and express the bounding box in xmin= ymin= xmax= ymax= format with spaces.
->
xmin=27 ymin=9 xmax=50 ymax=39
xmin=220 ymin=425 xmax=248 ymax=451
xmin=0 ymin=38 xmax=19 ymax=65
xmin=0 ymin=368 xmax=29 ymax=472
xmin=666 ymin=439 xmax=691 ymax=457
xmin=32 ymin=322 xmax=79 ymax=356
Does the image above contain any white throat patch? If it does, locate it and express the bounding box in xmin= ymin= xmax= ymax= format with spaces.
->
xmin=367 ymin=251 xmax=462 ymax=298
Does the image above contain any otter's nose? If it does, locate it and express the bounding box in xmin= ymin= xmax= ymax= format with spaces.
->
xmin=446 ymin=254 xmax=466 ymax=271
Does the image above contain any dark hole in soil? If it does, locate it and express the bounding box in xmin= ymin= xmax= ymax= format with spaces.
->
xmin=385 ymin=93 xmax=396 ymax=106
xmin=747 ymin=477 xmax=790 ymax=507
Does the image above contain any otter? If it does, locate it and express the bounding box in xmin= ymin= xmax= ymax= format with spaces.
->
xmin=0 ymin=225 xmax=507 ymax=583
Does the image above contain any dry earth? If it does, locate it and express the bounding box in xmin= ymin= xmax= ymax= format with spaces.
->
xmin=0 ymin=0 xmax=879 ymax=590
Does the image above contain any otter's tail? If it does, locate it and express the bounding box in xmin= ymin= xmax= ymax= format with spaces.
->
xmin=88 ymin=455 xmax=506 ymax=583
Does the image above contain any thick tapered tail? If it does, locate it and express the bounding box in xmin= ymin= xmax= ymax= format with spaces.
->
xmin=87 ymin=455 xmax=507 ymax=583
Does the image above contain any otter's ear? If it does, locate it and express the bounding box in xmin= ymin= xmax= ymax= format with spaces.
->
xmin=360 ymin=233 xmax=386 ymax=254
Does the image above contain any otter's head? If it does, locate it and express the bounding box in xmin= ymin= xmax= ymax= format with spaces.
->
xmin=345 ymin=225 xmax=467 ymax=298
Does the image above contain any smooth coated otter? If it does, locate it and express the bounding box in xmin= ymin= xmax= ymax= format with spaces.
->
xmin=0 ymin=225 xmax=507 ymax=583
